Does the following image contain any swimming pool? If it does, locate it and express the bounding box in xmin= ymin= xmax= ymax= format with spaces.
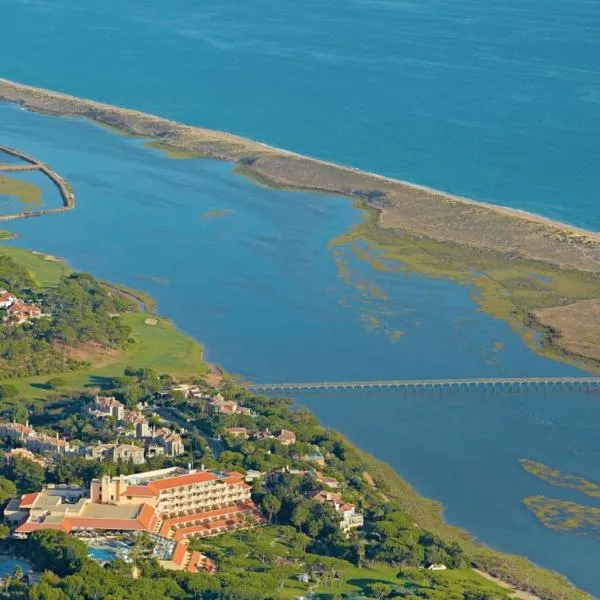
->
xmin=0 ymin=557 xmax=30 ymax=577
xmin=88 ymin=546 xmax=118 ymax=563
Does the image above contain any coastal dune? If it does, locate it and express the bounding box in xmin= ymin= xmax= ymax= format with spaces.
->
xmin=1 ymin=78 xmax=600 ymax=274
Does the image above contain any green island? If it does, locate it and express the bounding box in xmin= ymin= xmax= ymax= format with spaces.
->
xmin=519 ymin=460 xmax=600 ymax=540
xmin=0 ymin=242 xmax=590 ymax=600
xmin=0 ymin=175 xmax=43 ymax=206
xmin=522 ymin=497 xmax=600 ymax=540
xmin=520 ymin=460 xmax=600 ymax=500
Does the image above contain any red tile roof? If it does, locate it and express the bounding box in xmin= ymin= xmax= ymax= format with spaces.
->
xmin=19 ymin=493 xmax=39 ymax=509
xmin=136 ymin=504 xmax=157 ymax=529
xmin=16 ymin=521 xmax=69 ymax=534
xmin=124 ymin=485 xmax=156 ymax=498
xmin=16 ymin=503 xmax=157 ymax=535
xmin=148 ymin=470 xmax=218 ymax=492
xmin=159 ymin=503 xmax=257 ymax=537
xmin=172 ymin=541 xmax=187 ymax=565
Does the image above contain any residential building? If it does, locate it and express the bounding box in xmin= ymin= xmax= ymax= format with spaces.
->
xmin=315 ymin=472 xmax=340 ymax=489
xmin=83 ymin=443 xmax=145 ymax=465
xmin=145 ymin=444 xmax=165 ymax=458
xmin=225 ymin=427 xmax=248 ymax=439
xmin=170 ymin=384 xmax=208 ymax=400
xmin=310 ymin=490 xmax=363 ymax=533
xmin=89 ymin=396 xmax=125 ymax=422
xmin=0 ymin=421 xmax=34 ymax=443
xmin=0 ymin=290 xmax=17 ymax=309
xmin=88 ymin=397 xmax=154 ymax=440
xmin=244 ymin=470 xmax=262 ymax=482
xmin=150 ymin=427 xmax=184 ymax=457
xmin=26 ymin=432 xmax=70 ymax=456
xmin=207 ymin=395 xmax=254 ymax=416
xmin=5 ymin=301 xmax=43 ymax=325
xmin=0 ymin=420 xmax=71 ymax=458
xmin=4 ymin=448 xmax=46 ymax=467
xmin=273 ymin=429 xmax=296 ymax=446
xmin=251 ymin=428 xmax=296 ymax=445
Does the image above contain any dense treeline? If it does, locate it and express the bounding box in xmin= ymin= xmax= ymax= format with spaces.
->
xmin=0 ymin=263 xmax=134 ymax=378
xmin=0 ymin=256 xmax=35 ymax=295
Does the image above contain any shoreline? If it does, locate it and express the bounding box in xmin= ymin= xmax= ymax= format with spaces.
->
xmin=0 ymin=80 xmax=597 ymax=596
xmin=0 ymin=242 xmax=590 ymax=600
xmin=1 ymin=78 xmax=600 ymax=275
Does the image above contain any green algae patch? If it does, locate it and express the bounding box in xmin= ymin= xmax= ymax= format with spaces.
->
xmin=386 ymin=329 xmax=405 ymax=343
xmin=330 ymin=203 xmax=600 ymax=372
xmin=520 ymin=459 xmax=600 ymax=499
xmin=523 ymin=496 xmax=600 ymax=539
xmin=200 ymin=208 xmax=234 ymax=221
xmin=0 ymin=173 xmax=43 ymax=205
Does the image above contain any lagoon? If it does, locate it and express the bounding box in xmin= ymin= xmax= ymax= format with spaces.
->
xmin=1 ymin=103 xmax=600 ymax=594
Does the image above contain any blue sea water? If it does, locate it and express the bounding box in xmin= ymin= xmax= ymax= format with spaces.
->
xmin=1 ymin=104 xmax=600 ymax=594
xmin=2 ymin=0 xmax=600 ymax=594
xmin=1 ymin=0 xmax=600 ymax=230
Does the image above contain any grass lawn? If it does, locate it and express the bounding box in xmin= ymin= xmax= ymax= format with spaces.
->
xmin=0 ymin=243 xmax=208 ymax=402
xmin=0 ymin=244 xmax=71 ymax=287
xmin=193 ymin=527 xmax=508 ymax=599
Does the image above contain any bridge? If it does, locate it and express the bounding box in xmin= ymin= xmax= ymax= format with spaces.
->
xmin=247 ymin=377 xmax=600 ymax=394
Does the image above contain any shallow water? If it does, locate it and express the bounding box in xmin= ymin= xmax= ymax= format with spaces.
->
xmin=1 ymin=103 xmax=599 ymax=594
xmin=0 ymin=169 xmax=62 ymax=215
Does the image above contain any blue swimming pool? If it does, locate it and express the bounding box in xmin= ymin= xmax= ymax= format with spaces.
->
xmin=0 ymin=557 xmax=30 ymax=577
xmin=88 ymin=547 xmax=118 ymax=563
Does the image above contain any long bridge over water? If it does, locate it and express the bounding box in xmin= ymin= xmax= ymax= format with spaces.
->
xmin=248 ymin=377 xmax=600 ymax=395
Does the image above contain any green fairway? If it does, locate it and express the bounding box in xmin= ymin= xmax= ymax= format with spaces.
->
xmin=0 ymin=244 xmax=71 ymax=287
xmin=0 ymin=243 xmax=208 ymax=402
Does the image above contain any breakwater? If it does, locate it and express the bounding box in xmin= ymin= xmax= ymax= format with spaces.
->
xmin=0 ymin=144 xmax=74 ymax=220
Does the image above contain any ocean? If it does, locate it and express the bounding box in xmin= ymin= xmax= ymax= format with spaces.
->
xmin=2 ymin=0 xmax=600 ymax=594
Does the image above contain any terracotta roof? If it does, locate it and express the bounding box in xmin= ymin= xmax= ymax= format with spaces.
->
xmin=124 ymin=485 xmax=156 ymax=498
xmin=16 ymin=503 xmax=157 ymax=535
xmin=148 ymin=470 xmax=218 ymax=492
xmin=187 ymin=551 xmax=202 ymax=573
xmin=172 ymin=541 xmax=187 ymax=565
xmin=19 ymin=492 xmax=39 ymax=509
xmin=16 ymin=521 xmax=69 ymax=534
xmin=159 ymin=503 xmax=257 ymax=537
xmin=136 ymin=504 xmax=157 ymax=529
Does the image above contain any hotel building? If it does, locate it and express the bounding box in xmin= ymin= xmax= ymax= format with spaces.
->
xmin=5 ymin=467 xmax=264 ymax=574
